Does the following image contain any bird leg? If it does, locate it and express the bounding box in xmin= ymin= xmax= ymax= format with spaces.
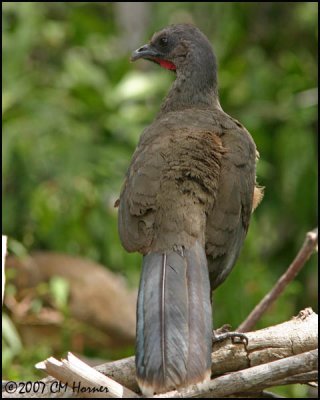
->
xmin=212 ymin=324 xmax=248 ymax=348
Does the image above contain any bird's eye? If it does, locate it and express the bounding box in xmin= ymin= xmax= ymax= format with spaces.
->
xmin=159 ymin=37 xmax=168 ymax=46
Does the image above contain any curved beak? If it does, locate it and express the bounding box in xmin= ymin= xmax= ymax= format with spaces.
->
xmin=130 ymin=43 xmax=159 ymax=62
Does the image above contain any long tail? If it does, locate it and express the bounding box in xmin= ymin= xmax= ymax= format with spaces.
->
xmin=136 ymin=240 xmax=212 ymax=395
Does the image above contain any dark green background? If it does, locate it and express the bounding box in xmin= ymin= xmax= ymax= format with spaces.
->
xmin=2 ymin=3 xmax=318 ymax=396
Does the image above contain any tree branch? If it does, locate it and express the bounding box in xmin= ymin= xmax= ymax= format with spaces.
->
xmin=2 ymin=309 xmax=317 ymax=398
xmin=154 ymin=349 xmax=318 ymax=398
xmin=237 ymin=227 xmax=318 ymax=332
xmin=35 ymin=352 xmax=139 ymax=398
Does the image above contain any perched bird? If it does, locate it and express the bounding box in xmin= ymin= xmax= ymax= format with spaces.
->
xmin=117 ymin=24 xmax=263 ymax=395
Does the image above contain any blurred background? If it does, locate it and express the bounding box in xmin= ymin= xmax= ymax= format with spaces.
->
xmin=2 ymin=2 xmax=318 ymax=397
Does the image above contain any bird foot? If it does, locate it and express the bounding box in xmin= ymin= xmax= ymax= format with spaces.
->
xmin=212 ymin=324 xmax=248 ymax=348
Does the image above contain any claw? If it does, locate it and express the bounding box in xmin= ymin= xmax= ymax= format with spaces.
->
xmin=212 ymin=329 xmax=248 ymax=348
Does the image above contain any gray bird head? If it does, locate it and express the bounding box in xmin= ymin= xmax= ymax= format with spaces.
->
xmin=131 ymin=24 xmax=217 ymax=81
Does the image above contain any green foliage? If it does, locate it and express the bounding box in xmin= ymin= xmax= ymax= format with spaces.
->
xmin=49 ymin=276 xmax=70 ymax=313
xmin=2 ymin=314 xmax=23 ymax=368
xmin=2 ymin=3 xmax=317 ymax=392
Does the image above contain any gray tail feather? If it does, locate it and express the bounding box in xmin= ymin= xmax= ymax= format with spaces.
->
xmin=136 ymin=240 xmax=212 ymax=395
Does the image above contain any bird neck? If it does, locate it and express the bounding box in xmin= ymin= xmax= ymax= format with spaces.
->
xmin=159 ymin=64 xmax=220 ymax=114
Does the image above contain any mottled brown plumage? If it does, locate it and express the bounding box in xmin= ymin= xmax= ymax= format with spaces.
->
xmin=117 ymin=24 xmax=262 ymax=395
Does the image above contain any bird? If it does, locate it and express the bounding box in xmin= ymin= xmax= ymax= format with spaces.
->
xmin=116 ymin=23 xmax=263 ymax=395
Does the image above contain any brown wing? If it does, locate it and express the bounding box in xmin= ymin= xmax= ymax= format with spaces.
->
xmin=118 ymin=120 xmax=224 ymax=255
xmin=205 ymin=117 xmax=257 ymax=291
xmin=119 ymin=110 xmax=258 ymax=278
xmin=118 ymin=132 xmax=165 ymax=254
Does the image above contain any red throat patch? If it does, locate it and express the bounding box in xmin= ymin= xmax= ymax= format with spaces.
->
xmin=153 ymin=58 xmax=176 ymax=71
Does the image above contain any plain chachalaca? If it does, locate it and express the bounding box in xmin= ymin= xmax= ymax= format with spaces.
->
xmin=117 ymin=24 xmax=263 ymax=395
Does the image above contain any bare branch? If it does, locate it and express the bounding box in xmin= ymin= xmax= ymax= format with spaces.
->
xmin=35 ymin=352 xmax=139 ymax=398
xmin=154 ymin=349 xmax=318 ymax=398
xmin=2 ymin=309 xmax=317 ymax=398
xmin=238 ymin=227 xmax=318 ymax=332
